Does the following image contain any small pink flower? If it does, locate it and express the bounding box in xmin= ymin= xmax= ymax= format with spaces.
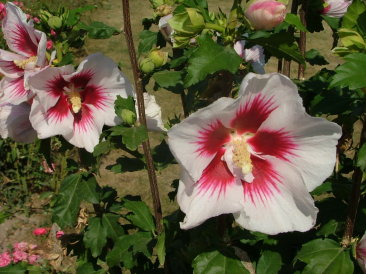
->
xmin=0 ymin=3 xmax=6 ymax=20
xmin=27 ymin=254 xmax=40 ymax=265
xmin=33 ymin=17 xmax=40 ymax=23
xmin=46 ymin=40 xmax=53 ymax=50
xmin=50 ymin=29 xmax=56 ymax=36
xmin=0 ymin=252 xmax=11 ymax=267
xmin=32 ymin=227 xmax=49 ymax=236
xmin=56 ymin=230 xmax=65 ymax=239
xmin=245 ymin=0 xmax=286 ymax=30
xmin=12 ymin=250 xmax=28 ymax=263
xmin=13 ymin=242 xmax=28 ymax=251
xmin=322 ymin=0 xmax=352 ymax=18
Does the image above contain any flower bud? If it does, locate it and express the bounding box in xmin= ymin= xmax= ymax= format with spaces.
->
xmin=139 ymin=57 xmax=155 ymax=74
xmin=148 ymin=49 xmax=168 ymax=67
xmin=47 ymin=16 xmax=62 ymax=29
xmin=245 ymin=0 xmax=286 ymax=30
xmin=120 ymin=109 xmax=137 ymax=126
xmin=322 ymin=0 xmax=352 ymax=18
xmin=155 ymin=4 xmax=173 ymax=17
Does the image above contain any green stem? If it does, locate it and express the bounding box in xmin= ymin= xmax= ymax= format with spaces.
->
xmin=205 ymin=23 xmax=225 ymax=33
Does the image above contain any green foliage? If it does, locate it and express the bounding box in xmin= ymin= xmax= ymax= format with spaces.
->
xmin=192 ymin=250 xmax=250 ymax=274
xmin=123 ymin=198 xmax=156 ymax=232
xmin=184 ymin=34 xmax=242 ymax=87
xmin=256 ymin=251 xmax=282 ymax=274
xmin=79 ymin=21 xmax=119 ymax=39
xmin=284 ymin=14 xmax=307 ymax=32
xmin=357 ymin=143 xmax=366 ymax=172
xmin=83 ymin=217 xmax=108 ymax=257
xmin=296 ymin=239 xmax=354 ymax=274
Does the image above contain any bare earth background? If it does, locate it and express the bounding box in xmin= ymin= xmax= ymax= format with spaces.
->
xmin=0 ymin=0 xmax=341 ymax=257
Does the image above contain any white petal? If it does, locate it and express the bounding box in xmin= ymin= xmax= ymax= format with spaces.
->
xmin=178 ymin=169 xmax=244 ymax=229
xmin=168 ymin=97 xmax=235 ymax=182
xmin=234 ymin=158 xmax=318 ymax=235
xmin=0 ymin=76 xmax=30 ymax=105
xmin=0 ymin=49 xmax=25 ymax=78
xmin=0 ymin=102 xmax=36 ymax=143
xmin=141 ymin=93 xmax=166 ymax=131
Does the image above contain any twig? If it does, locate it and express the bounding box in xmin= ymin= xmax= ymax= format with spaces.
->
xmin=122 ymin=0 xmax=163 ymax=233
xmin=342 ymin=118 xmax=366 ymax=246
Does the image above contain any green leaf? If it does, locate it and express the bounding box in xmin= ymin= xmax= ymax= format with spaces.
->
xmin=83 ymin=217 xmax=108 ymax=257
xmin=52 ymin=174 xmax=83 ymax=228
xmin=342 ymin=0 xmax=366 ymax=31
xmin=322 ymin=15 xmax=340 ymax=30
xmin=357 ymin=143 xmax=366 ymax=172
xmin=285 ymin=14 xmax=307 ymax=32
xmin=106 ymin=232 xmax=153 ymax=269
xmin=256 ymin=251 xmax=282 ymax=274
xmin=139 ymin=30 xmax=158 ymax=54
xmin=66 ymin=5 xmax=95 ymax=26
xmin=79 ymin=174 xmax=100 ymax=204
xmin=316 ymin=219 xmax=339 ymax=237
xmin=184 ymin=34 xmax=242 ymax=87
xmin=121 ymin=126 xmax=148 ymax=151
xmin=123 ymin=198 xmax=155 ymax=232
xmin=296 ymin=239 xmax=354 ymax=274
xmin=0 ymin=264 xmax=27 ymax=273
xmin=249 ymin=32 xmax=305 ymax=64
xmin=114 ymin=95 xmax=136 ymax=114
xmin=193 ymin=250 xmax=249 ymax=274
xmin=152 ymin=71 xmax=184 ymax=88
xmin=152 ymin=139 xmax=176 ymax=169
xmin=79 ymin=21 xmax=119 ymax=39
xmin=76 ymin=262 xmax=103 ymax=274
xmin=330 ymin=53 xmax=366 ymax=89
xmin=93 ymin=140 xmax=112 ymax=157
xmin=102 ymin=213 xmax=124 ymax=241
xmin=305 ymin=49 xmax=329 ymax=66
xmin=156 ymin=231 xmax=166 ymax=265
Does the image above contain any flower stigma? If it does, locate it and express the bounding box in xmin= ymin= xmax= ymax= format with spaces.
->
xmin=231 ymin=133 xmax=255 ymax=182
xmin=64 ymin=84 xmax=82 ymax=114
xmin=13 ymin=56 xmax=37 ymax=69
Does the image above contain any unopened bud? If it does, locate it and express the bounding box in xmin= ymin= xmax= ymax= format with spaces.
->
xmin=155 ymin=4 xmax=173 ymax=17
xmin=139 ymin=58 xmax=155 ymax=74
xmin=148 ymin=49 xmax=168 ymax=68
xmin=245 ymin=0 xmax=286 ymax=30
xmin=47 ymin=16 xmax=62 ymax=29
xmin=120 ymin=109 xmax=137 ymax=125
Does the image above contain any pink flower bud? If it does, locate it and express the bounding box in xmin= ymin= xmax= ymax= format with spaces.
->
xmin=46 ymin=40 xmax=53 ymax=50
xmin=32 ymin=227 xmax=49 ymax=236
xmin=33 ymin=17 xmax=40 ymax=23
xmin=56 ymin=230 xmax=65 ymax=239
xmin=0 ymin=252 xmax=11 ymax=267
xmin=50 ymin=29 xmax=56 ymax=36
xmin=12 ymin=250 xmax=28 ymax=263
xmin=322 ymin=0 xmax=352 ymax=18
xmin=245 ymin=0 xmax=286 ymax=30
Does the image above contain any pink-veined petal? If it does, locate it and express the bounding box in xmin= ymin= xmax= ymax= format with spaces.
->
xmin=0 ymin=102 xmax=36 ymax=143
xmin=28 ymin=65 xmax=74 ymax=111
xmin=35 ymin=30 xmax=47 ymax=67
xmin=2 ymin=3 xmax=40 ymax=57
xmin=0 ymin=49 xmax=25 ymax=78
xmin=29 ymin=94 xmax=74 ymax=139
xmin=65 ymin=104 xmax=105 ymax=152
xmin=234 ymin=158 xmax=318 ymax=235
xmin=168 ymin=97 xmax=235 ymax=182
xmin=0 ymin=76 xmax=30 ymax=105
xmin=178 ymin=166 xmax=243 ymax=229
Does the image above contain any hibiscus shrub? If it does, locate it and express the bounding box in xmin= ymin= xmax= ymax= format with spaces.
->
xmin=1 ymin=0 xmax=366 ymax=273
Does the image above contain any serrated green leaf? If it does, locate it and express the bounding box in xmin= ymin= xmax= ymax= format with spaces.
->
xmin=342 ymin=0 xmax=366 ymax=31
xmin=114 ymin=95 xmax=136 ymax=113
xmin=102 ymin=213 xmax=124 ymax=241
xmin=321 ymin=15 xmax=340 ymax=30
xmin=330 ymin=53 xmax=366 ymax=89
xmin=79 ymin=21 xmax=118 ymax=39
xmin=184 ymin=34 xmax=242 ymax=87
xmin=316 ymin=219 xmax=339 ymax=237
xmin=52 ymin=173 xmax=83 ymax=228
xmin=256 ymin=250 xmax=282 ymax=274
xmin=76 ymin=262 xmax=103 ymax=274
xmin=93 ymin=140 xmax=111 ymax=157
xmin=285 ymin=13 xmax=307 ymax=32
xmin=296 ymin=239 xmax=354 ymax=274
xmin=139 ymin=30 xmax=158 ymax=54
xmin=156 ymin=231 xmax=166 ymax=265
xmin=193 ymin=250 xmax=250 ymax=274
xmin=123 ymin=199 xmax=155 ymax=232
xmin=80 ymin=175 xmax=100 ymax=204
xmin=357 ymin=143 xmax=366 ymax=171
xmin=152 ymin=71 xmax=184 ymax=88
xmin=83 ymin=217 xmax=108 ymax=257
xmin=121 ymin=126 xmax=148 ymax=151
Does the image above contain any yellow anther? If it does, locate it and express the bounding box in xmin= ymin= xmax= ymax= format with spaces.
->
xmin=232 ymin=137 xmax=253 ymax=175
xmin=67 ymin=90 xmax=82 ymax=114
xmin=13 ymin=56 xmax=37 ymax=69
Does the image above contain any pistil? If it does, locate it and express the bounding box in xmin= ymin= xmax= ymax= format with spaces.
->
xmin=232 ymin=136 xmax=253 ymax=176
xmin=13 ymin=56 xmax=37 ymax=69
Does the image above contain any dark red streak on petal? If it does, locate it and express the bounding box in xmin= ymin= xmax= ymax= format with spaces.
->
xmin=243 ymin=157 xmax=281 ymax=205
xmin=46 ymin=74 xmax=68 ymax=97
xmin=0 ymin=60 xmax=24 ymax=73
xmin=73 ymin=104 xmax=93 ymax=133
xmin=70 ymin=70 xmax=94 ymax=88
xmin=198 ymin=148 xmax=235 ymax=197
xmin=46 ymin=94 xmax=69 ymax=123
xmin=82 ymin=85 xmax=109 ymax=110
xmin=11 ymin=24 xmax=38 ymax=56
xmin=5 ymin=77 xmax=27 ymax=98
xmin=248 ymin=129 xmax=297 ymax=161
xmin=230 ymin=93 xmax=276 ymax=134
xmin=195 ymin=120 xmax=231 ymax=157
